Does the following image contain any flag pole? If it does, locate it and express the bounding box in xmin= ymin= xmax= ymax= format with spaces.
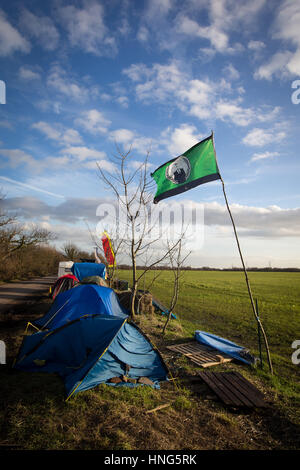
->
xmin=211 ymin=131 xmax=273 ymax=375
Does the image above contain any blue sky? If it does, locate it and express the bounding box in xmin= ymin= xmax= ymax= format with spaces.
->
xmin=0 ymin=0 xmax=300 ymax=268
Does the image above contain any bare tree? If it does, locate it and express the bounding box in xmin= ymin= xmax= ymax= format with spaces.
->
xmin=97 ymin=145 xmax=181 ymax=319
xmin=0 ymin=224 xmax=55 ymax=262
xmin=162 ymin=238 xmax=191 ymax=335
xmin=61 ymin=242 xmax=81 ymax=261
xmin=0 ymin=195 xmax=54 ymax=262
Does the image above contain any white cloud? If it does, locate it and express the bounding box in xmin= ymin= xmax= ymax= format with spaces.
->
xmin=273 ymin=0 xmax=300 ymax=76
xmin=161 ymin=124 xmax=204 ymax=156
xmin=108 ymin=128 xmax=155 ymax=156
xmin=19 ymin=65 xmax=41 ymax=80
xmin=175 ymin=0 xmax=265 ymax=54
xmin=122 ymin=63 xmax=151 ymax=82
xmin=0 ymin=176 xmax=64 ymax=199
xmin=242 ymin=127 xmax=286 ymax=147
xmin=116 ymin=96 xmax=129 ymax=108
xmin=250 ymin=151 xmax=280 ymax=162
xmin=32 ymin=121 xmax=61 ymax=141
xmin=47 ymin=64 xmax=91 ymax=102
xmin=124 ymin=60 xmax=281 ymax=127
xmin=75 ymin=109 xmax=111 ymax=135
xmin=62 ymin=129 xmax=83 ymax=146
xmin=109 ymin=128 xmax=135 ymax=144
xmin=32 ymin=121 xmax=83 ymax=145
xmin=177 ymin=14 xmax=229 ymax=53
xmin=248 ymin=40 xmax=265 ymax=50
xmin=254 ymin=51 xmax=293 ymax=80
xmin=255 ymin=1 xmax=300 ymax=79
xmin=58 ymin=2 xmax=117 ymax=56
xmin=20 ymin=8 xmax=60 ymax=51
xmin=0 ymin=9 xmax=30 ymax=56
xmin=60 ymin=146 xmax=106 ymax=162
xmin=215 ymin=100 xmax=254 ymax=127
xmin=0 ymin=143 xmax=114 ymax=175
xmin=137 ymin=26 xmax=149 ymax=42
xmin=0 ymin=148 xmax=36 ymax=169
xmin=203 ymin=200 xmax=300 ymax=238
xmin=223 ymin=63 xmax=240 ymax=80
xmin=5 ymin=194 xmax=300 ymax=240
xmin=178 ymin=79 xmax=215 ymax=120
xmin=59 ymin=146 xmax=115 ymax=172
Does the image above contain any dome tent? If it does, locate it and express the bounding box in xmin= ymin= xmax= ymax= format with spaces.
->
xmin=14 ymin=315 xmax=169 ymax=400
xmin=14 ymin=284 xmax=168 ymax=399
xmin=32 ymin=284 xmax=128 ymax=331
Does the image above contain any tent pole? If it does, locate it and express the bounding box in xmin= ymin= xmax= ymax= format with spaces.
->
xmin=211 ymin=131 xmax=273 ymax=375
xmin=256 ymin=298 xmax=263 ymax=368
xmin=219 ymin=175 xmax=273 ymax=375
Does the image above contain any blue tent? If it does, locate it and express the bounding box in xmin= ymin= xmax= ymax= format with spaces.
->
xmin=14 ymin=315 xmax=169 ymax=399
xmin=71 ymin=262 xmax=106 ymax=281
xmin=32 ymin=284 xmax=128 ymax=331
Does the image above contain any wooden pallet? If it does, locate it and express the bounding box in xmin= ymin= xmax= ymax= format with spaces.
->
xmin=198 ymin=371 xmax=268 ymax=408
xmin=166 ymin=341 xmax=233 ymax=368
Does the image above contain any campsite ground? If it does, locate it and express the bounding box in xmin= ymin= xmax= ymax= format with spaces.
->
xmin=0 ymin=271 xmax=299 ymax=450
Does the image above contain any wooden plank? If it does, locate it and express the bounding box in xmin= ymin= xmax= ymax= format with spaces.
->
xmin=167 ymin=342 xmax=215 ymax=354
xmin=230 ymin=372 xmax=267 ymax=407
xmin=166 ymin=342 xmax=233 ymax=368
xmin=199 ymin=371 xmax=242 ymax=406
xmin=232 ymin=371 xmax=266 ymax=400
xmin=209 ymin=372 xmax=247 ymax=406
xmin=215 ymin=373 xmax=254 ymax=407
xmin=197 ymin=372 xmax=268 ymax=408
xmin=199 ymin=372 xmax=245 ymax=406
xmin=220 ymin=372 xmax=257 ymax=407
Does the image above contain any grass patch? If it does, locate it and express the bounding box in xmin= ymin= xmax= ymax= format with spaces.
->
xmin=1 ymin=271 xmax=299 ymax=450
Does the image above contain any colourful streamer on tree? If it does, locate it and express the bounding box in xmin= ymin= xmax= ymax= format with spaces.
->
xmin=101 ymin=231 xmax=115 ymax=267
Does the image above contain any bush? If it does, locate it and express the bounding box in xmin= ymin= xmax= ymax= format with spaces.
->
xmin=0 ymin=245 xmax=64 ymax=282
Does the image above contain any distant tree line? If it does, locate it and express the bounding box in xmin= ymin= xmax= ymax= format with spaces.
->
xmin=116 ymin=264 xmax=300 ymax=273
xmin=0 ymin=194 xmax=96 ymax=282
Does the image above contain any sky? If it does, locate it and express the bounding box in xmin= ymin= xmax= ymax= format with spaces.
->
xmin=0 ymin=0 xmax=300 ymax=268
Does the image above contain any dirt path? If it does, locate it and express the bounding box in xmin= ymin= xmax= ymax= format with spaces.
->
xmin=0 ymin=276 xmax=57 ymax=314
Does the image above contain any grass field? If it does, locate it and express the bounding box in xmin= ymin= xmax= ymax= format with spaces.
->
xmin=0 ymin=270 xmax=299 ymax=450
xmin=118 ymin=269 xmax=300 ymax=398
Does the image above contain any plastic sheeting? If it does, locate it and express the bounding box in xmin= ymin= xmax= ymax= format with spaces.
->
xmin=195 ymin=330 xmax=254 ymax=365
xmin=71 ymin=262 xmax=106 ymax=281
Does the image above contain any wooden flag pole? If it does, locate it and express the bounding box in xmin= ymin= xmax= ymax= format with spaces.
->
xmin=212 ymin=132 xmax=273 ymax=375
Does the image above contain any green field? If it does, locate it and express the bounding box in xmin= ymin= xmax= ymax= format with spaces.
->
xmin=1 ymin=270 xmax=299 ymax=450
xmin=118 ymin=269 xmax=300 ymax=398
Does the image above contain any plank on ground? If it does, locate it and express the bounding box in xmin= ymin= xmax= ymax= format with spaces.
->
xmin=198 ymin=371 xmax=268 ymax=408
xmin=167 ymin=342 xmax=233 ymax=368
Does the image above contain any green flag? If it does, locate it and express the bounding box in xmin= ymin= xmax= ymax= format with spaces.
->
xmin=151 ymin=133 xmax=221 ymax=204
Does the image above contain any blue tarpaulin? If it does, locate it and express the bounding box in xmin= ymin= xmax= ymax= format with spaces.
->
xmin=195 ymin=330 xmax=254 ymax=365
xmin=71 ymin=262 xmax=106 ymax=281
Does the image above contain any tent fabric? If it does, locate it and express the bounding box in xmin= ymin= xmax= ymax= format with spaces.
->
xmin=14 ymin=315 xmax=169 ymax=399
xmin=71 ymin=262 xmax=106 ymax=281
xmin=33 ymin=284 xmax=128 ymax=331
xmin=195 ymin=330 xmax=254 ymax=365
xmin=50 ymin=274 xmax=78 ymax=300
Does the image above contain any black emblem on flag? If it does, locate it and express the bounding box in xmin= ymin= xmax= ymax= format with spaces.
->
xmin=165 ymin=156 xmax=191 ymax=185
